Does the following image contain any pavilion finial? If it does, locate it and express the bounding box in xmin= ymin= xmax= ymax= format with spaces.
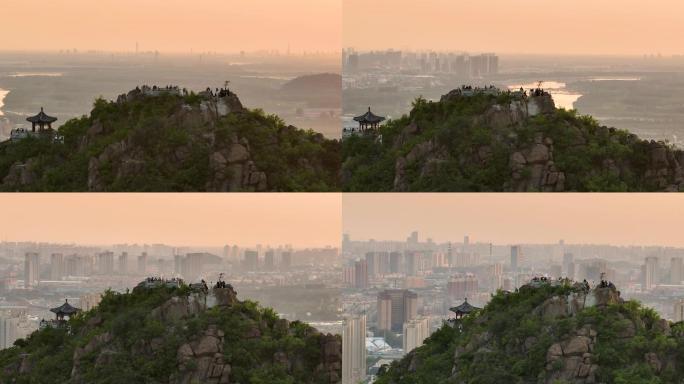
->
xmin=368 ymin=106 xmax=371 ymax=112
xmin=41 ymin=107 xmax=44 ymax=112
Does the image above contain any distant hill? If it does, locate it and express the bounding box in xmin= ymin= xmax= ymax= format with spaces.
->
xmin=376 ymin=280 xmax=684 ymax=384
xmin=281 ymin=73 xmax=341 ymax=108
xmin=0 ymin=282 xmax=342 ymax=384
xmin=0 ymin=87 xmax=340 ymax=191
xmin=342 ymin=88 xmax=684 ymax=191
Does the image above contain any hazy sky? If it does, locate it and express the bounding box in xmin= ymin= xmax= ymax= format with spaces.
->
xmin=0 ymin=0 xmax=341 ymax=53
xmin=344 ymin=0 xmax=684 ymax=55
xmin=0 ymin=194 xmax=341 ymax=247
xmin=343 ymin=194 xmax=684 ymax=247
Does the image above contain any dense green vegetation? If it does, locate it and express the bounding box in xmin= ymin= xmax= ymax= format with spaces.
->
xmin=343 ymin=93 xmax=678 ymax=191
xmin=376 ymin=283 xmax=684 ymax=384
xmin=0 ymin=285 xmax=337 ymax=384
xmin=0 ymin=92 xmax=340 ymax=191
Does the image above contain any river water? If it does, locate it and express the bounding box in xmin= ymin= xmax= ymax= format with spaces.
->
xmin=0 ymin=88 xmax=8 ymax=116
xmin=507 ymin=81 xmax=581 ymax=110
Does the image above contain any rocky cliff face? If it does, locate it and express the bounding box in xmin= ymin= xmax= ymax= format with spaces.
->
xmin=343 ymin=89 xmax=684 ymax=192
xmin=0 ymin=284 xmax=342 ymax=384
xmin=376 ymin=281 xmax=684 ymax=384
xmin=0 ymin=86 xmax=340 ymax=191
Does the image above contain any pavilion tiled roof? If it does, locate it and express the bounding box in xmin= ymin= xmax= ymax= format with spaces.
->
xmin=26 ymin=108 xmax=57 ymax=124
xmin=449 ymin=298 xmax=480 ymax=315
xmin=50 ymin=300 xmax=80 ymax=316
xmin=353 ymin=107 xmax=385 ymax=124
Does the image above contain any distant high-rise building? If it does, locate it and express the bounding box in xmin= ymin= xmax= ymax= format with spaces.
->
xmin=365 ymin=252 xmax=378 ymax=277
xmin=403 ymin=317 xmax=430 ymax=353
xmin=389 ymin=252 xmax=402 ymax=274
xmin=447 ymin=243 xmax=453 ymax=266
xmin=342 ymin=315 xmax=366 ymax=384
xmin=643 ymin=256 xmax=659 ymax=291
xmin=244 ymin=250 xmax=259 ymax=271
xmin=354 ymin=260 xmax=368 ymax=289
xmin=185 ymin=253 xmax=205 ymax=280
xmin=0 ymin=317 xmax=18 ymax=349
xmin=447 ymin=274 xmax=478 ymax=300
xmin=377 ymin=251 xmax=390 ymax=276
xmin=280 ymin=251 xmax=292 ymax=270
xmin=118 ymin=252 xmax=128 ymax=275
xmin=671 ymin=257 xmax=683 ymax=284
xmin=562 ymin=253 xmax=575 ymax=277
xmin=50 ymin=253 xmax=64 ymax=281
xmin=510 ymin=246 xmax=520 ymax=272
xmin=675 ymin=299 xmax=684 ymax=322
xmin=264 ymin=250 xmax=275 ymax=270
xmin=24 ymin=253 xmax=40 ymax=289
xmin=406 ymin=231 xmax=418 ymax=245
xmin=138 ymin=252 xmax=148 ymax=275
xmin=550 ymin=264 xmax=562 ymax=279
xmin=404 ymin=252 xmax=418 ymax=276
xmin=174 ymin=254 xmax=184 ymax=276
xmin=377 ymin=289 xmax=418 ymax=332
xmin=97 ymin=252 xmax=114 ymax=275
xmin=566 ymin=262 xmax=576 ymax=280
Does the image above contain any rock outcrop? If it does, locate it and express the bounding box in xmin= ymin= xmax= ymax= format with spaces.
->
xmin=0 ymin=281 xmax=342 ymax=384
xmin=0 ymin=86 xmax=340 ymax=192
xmin=344 ymin=87 xmax=684 ymax=192
xmin=375 ymin=281 xmax=684 ymax=384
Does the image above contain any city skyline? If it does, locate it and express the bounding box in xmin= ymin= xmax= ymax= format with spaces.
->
xmin=343 ymin=194 xmax=684 ymax=247
xmin=343 ymin=0 xmax=684 ymax=55
xmin=0 ymin=0 xmax=341 ymax=53
xmin=0 ymin=194 xmax=341 ymax=248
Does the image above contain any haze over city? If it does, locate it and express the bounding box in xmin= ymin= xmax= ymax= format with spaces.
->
xmin=0 ymin=194 xmax=341 ymax=247
xmin=343 ymin=194 xmax=684 ymax=247
xmin=344 ymin=0 xmax=684 ymax=55
xmin=1 ymin=0 xmax=341 ymax=54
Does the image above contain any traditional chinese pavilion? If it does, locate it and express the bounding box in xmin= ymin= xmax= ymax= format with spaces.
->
xmin=50 ymin=299 xmax=80 ymax=321
xmin=449 ymin=298 xmax=480 ymax=320
xmin=26 ymin=107 xmax=57 ymax=132
xmin=353 ymin=107 xmax=385 ymax=131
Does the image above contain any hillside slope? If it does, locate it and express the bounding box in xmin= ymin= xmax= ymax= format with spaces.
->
xmin=375 ymin=281 xmax=684 ymax=384
xmin=0 ymin=282 xmax=342 ymax=384
xmin=0 ymin=87 xmax=340 ymax=191
xmin=342 ymin=88 xmax=684 ymax=191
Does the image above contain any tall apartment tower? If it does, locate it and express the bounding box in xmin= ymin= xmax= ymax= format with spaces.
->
xmin=510 ymin=245 xmax=520 ymax=272
xmin=342 ymin=315 xmax=367 ymax=384
xmin=24 ymin=252 xmax=40 ymax=288
xmin=280 ymin=251 xmax=292 ymax=270
xmin=264 ymin=250 xmax=275 ymax=270
xmin=97 ymin=251 xmax=114 ymax=275
xmin=138 ymin=252 xmax=148 ymax=275
xmin=643 ymin=256 xmax=659 ymax=291
xmin=376 ymin=289 xmax=418 ymax=332
xmin=671 ymin=257 xmax=683 ymax=284
xmin=243 ymin=250 xmax=259 ymax=271
xmin=403 ymin=317 xmax=431 ymax=353
xmin=354 ymin=260 xmax=368 ymax=289
xmin=675 ymin=299 xmax=684 ymax=322
xmin=118 ymin=252 xmax=128 ymax=275
xmin=50 ymin=253 xmax=64 ymax=280
xmin=0 ymin=317 xmax=18 ymax=349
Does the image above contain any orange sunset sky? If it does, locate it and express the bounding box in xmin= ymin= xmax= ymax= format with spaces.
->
xmin=343 ymin=194 xmax=684 ymax=247
xmin=0 ymin=194 xmax=342 ymax=248
xmin=344 ymin=0 xmax=684 ymax=55
xmin=0 ymin=0 xmax=341 ymax=53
